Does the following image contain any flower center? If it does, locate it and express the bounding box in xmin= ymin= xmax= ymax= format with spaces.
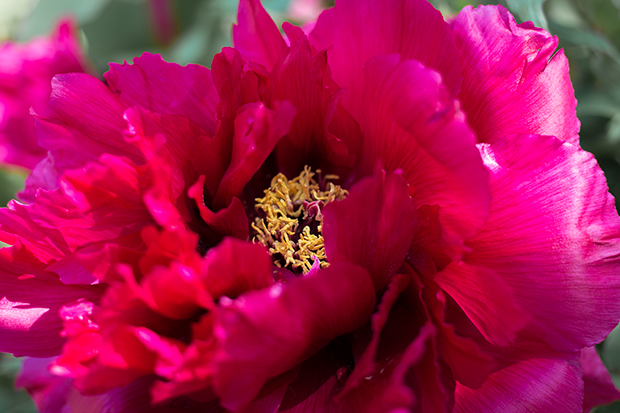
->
xmin=252 ymin=166 xmax=347 ymax=274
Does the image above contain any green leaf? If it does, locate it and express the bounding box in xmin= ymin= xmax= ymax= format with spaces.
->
xmin=505 ymin=0 xmax=548 ymax=31
xmin=551 ymin=23 xmax=620 ymax=67
xmin=0 ymin=169 xmax=25 ymax=207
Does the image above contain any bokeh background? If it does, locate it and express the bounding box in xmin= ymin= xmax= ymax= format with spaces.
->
xmin=0 ymin=0 xmax=619 ymax=411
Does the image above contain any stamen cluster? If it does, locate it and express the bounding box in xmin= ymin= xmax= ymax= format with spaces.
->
xmin=252 ymin=166 xmax=347 ymax=273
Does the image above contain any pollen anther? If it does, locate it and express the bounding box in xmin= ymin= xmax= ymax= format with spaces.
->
xmin=252 ymin=166 xmax=347 ymax=274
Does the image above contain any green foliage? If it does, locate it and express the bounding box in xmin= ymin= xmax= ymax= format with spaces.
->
xmin=0 ymin=354 xmax=36 ymax=413
xmin=505 ymin=0 xmax=548 ymax=29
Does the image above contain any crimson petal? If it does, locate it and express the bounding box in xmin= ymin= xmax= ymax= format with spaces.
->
xmin=323 ymin=170 xmax=417 ymax=291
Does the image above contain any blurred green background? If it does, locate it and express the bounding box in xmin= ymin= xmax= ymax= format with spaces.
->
xmin=1 ymin=0 xmax=620 ymax=411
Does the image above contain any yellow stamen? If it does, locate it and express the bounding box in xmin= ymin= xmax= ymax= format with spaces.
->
xmin=252 ymin=166 xmax=347 ymax=274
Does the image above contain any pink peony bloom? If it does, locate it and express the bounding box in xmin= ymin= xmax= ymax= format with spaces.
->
xmin=2 ymin=0 xmax=620 ymax=411
xmin=0 ymin=19 xmax=90 ymax=170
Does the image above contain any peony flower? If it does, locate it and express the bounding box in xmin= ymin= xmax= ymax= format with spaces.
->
xmin=2 ymin=0 xmax=620 ymax=411
xmin=0 ymin=18 xmax=90 ymax=170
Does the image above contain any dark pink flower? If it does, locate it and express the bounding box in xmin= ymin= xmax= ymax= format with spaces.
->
xmin=0 ymin=18 xmax=90 ymax=170
xmin=2 ymin=0 xmax=620 ymax=412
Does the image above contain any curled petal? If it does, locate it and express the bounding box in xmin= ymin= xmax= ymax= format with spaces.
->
xmin=453 ymin=5 xmax=579 ymax=145
xmin=323 ymin=170 xmax=417 ymax=291
xmin=581 ymin=346 xmax=620 ymax=412
xmin=360 ymin=54 xmax=490 ymax=241
xmin=0 ymin=245 xmax=103 ymax=357
xmin=188 ymin=177 xmax=249 ymax=241
xmin=271 ymin=35 xmax=361 ymax=174
xmin=213 ymin=262 xmax=376 ymax=411
xmin=200 ymin=237 xmax=274 ymax=300
xmin=466 ymin=134 xmax=620 ymax=352
xmin=106 ymin=53 xmax=219 ymax=136
xmin=309 ymin=0 xmax=461 ymax=122
xmin=24 ymin=74 xmax=142 ymax=199
xmin=233 ymin=0 xmax=288 ymax=71
xmin=213 ymin=101 xmax=296 ymax=209
xmin=435 ymin=262 xmax=530 ymax=346
xmin=454 ymin=355 xmax=583 ymax=412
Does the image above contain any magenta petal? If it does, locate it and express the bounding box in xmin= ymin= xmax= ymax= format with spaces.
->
xmin=213 ymin=101 xmax=296 ymax=209
xmin=361 ymin=55 xmax=490 ymax=241
xmin=23 ymin=73 xmax=143 ymax=200
xmin=233 ymin=0 xmax=288 ymax=71
xmin=416 ymin=274 xmax=495 ymax=390
xmin=454 ymin=355 xmax=583 ymax=412
xmin=466 ymin=134 xmax=620 ymax=352
xmin=323 ymin=170 xmax=417 ymax=291
xmin=200 ymin=237 xmax=274 ymax=299
xmin=141 ymin=262 xmax=212 ymax=320
xmin=309 ymin=0 xmax=461 ymax=122
xmin=0 ymin=246 xmax=103 ymax=357
xmin=1 ymin=155 xmax=152 ymax=265
xmin=188 ymin=177 xmax=249 ymax=240
xmin=105 ymin=53 xmax=219 ymax=136
xmin=213 ymin=262 xmax=376 ymax=411
xmin=123 ymin=107 xmax=217 ymax=229
xmin=453 ymin=5 xmax=579 ymax=145
xmin=435 ymin=262 xmax=529 ymax=346
xmin=66 ymin=376 xmax=223 ymax=413
xmin=581 ymin=346 xmax=620 ymax=412
xmin=36 ymin=73 xmax=143 ymax=169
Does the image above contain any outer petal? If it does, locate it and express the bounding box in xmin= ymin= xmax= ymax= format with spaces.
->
xmin=360 ymin=55 xmax=489 ymax=242
xmin=0 ymin=244 xmax=103 ymax=357
xmin=435 ymin=261 xmax=529 ymax=346
xmin=233 ymin=0 xmax=288 ymax=71
xmin=213 ymin=262 xmax=376 ymax=411
xmin=23 ymin=74 xmax=142 ymax=201
xmin=464 ymin=134 xmax=620 ymax=352
xmin=309 ymin=0 xmax=461 ymax=122
xmin=323 ymin=170 xmax=417 ymax=291
xmin=66 ymin=376 xmax=224 ymax=413
xmin=581 ymin=346 xmax=620 ymax=412
xmin=105 ymin=53 xmax=219 ymax=136
xmin=452 ymin=5 xmax=579 ymax=145
xmin=15 ymin=356 xmax=72 ymax=413
xmin=454 ymin=355 xmax=583 ymax=412
xmin=123 ymin=107 xmax=220 ymax=229
xmin=1 ymin=155 xmax=152 ymax=267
